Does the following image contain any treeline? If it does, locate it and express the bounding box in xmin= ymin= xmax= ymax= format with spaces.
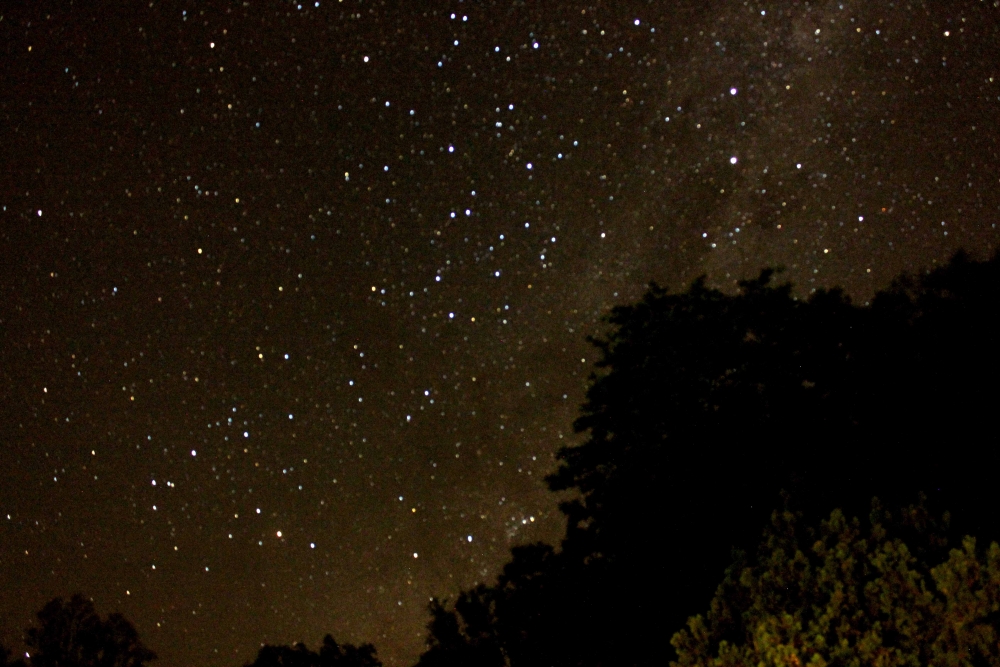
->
xmin=0 ymin=597 xmax=377 ymax=667
xmin=0 ymin=595 xmax=155 ymax=667
xmin=413 ymin=250 xmax=1000 ymax=667
xmin=7 ymin=251 xmax=1000 ymax=667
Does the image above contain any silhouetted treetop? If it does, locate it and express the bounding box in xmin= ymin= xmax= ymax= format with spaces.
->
xmin=550 ymin=251 xmax=1000 ymax=560
xmin=416 ymin=543 xmax=585 ymax=667
xmin=244 ymin=635 xmax=380 ymax=667
xmin=25 ymin=594 xmax=155 ymax=667
xmin=417 ymin=251 xmax=1000 ymax=667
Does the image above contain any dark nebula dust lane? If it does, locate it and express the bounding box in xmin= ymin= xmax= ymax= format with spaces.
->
xmin=1 ymin=1 xmax=997 ymax=665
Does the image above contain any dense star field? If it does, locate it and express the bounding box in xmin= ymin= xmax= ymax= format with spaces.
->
xmin=1 ymin=1 xmax=998 ymax=665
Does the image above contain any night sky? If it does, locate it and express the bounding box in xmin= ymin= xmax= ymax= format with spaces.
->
xmin=1 ymin=1 xmax=998 ymax=665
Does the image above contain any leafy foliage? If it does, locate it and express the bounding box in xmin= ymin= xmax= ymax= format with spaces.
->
xmin=672 ymin=505 xmax=1000 ymax=667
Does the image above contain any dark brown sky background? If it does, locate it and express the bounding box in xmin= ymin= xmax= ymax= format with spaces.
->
xmin=1 ymin=1 xmax=998 ymax=665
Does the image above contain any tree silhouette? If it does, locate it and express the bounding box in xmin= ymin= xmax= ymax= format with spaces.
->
xmin=24 ymin=594 xmax=155 ymax=667
xmin=417 ymin=251 xmax=1000 ymax=667
xmin=416 ymin=593 xmax=504 ymax=667
xmin=546 ymin=252 xmax=1000 ymax=664
xmin=672 ymin=502 xmax=1000 ymax=667
xmin=244 ymin=635 xmax=381 ymax=667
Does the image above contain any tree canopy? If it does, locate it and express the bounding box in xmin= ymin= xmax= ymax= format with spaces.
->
xmin=22 ymin=594 xmax=155 ymax=667
xmin=672 ymin=503 xmax=1000 ymax=667
xmin=416 ymin=252 xmax=1000 ymax=667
